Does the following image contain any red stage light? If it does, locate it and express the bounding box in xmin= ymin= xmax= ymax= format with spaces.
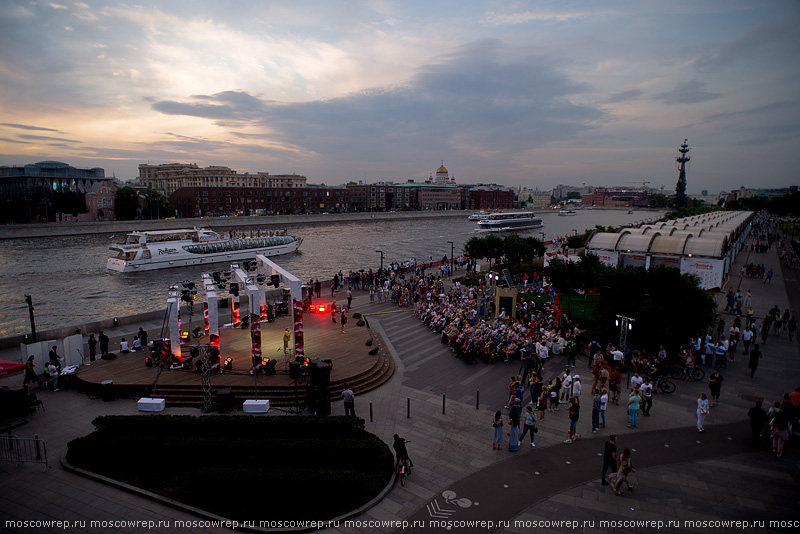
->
xmin=310 ymin=304 xmax=317 ymax=311
xmin=318 ymin=305 xmax=326 ymax=313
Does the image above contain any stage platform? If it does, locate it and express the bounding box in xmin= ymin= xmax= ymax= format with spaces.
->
xmin=74 ymin=309 xmax=393 ymax=410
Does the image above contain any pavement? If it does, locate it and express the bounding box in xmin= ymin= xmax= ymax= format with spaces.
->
xmin=1 ymin=238 xmax=799 ymax=534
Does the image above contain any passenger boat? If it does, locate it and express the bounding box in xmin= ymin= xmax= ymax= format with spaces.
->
xmin=558 ymin=209 xmax=578 ymax=216
xmin=107 ymin=228 xmax=302 ymax=272
xmin=468 ymin=209 xmax=499 ymax=221
xmin=476 ymin=212 xmax=543 ymax=232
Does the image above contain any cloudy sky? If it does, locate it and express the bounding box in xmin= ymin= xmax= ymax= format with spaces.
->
xmin=1 ymin=1 xmax=798 ymax=193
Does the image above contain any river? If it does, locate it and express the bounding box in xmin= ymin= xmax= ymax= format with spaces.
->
xmin=0 ymin=209 xmax=657 ymax=337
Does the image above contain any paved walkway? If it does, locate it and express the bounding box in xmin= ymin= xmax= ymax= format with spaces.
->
xmin=1 ymin=238 xmax=799 ymax=533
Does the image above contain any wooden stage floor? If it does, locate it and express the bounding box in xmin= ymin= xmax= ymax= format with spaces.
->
xmin=75 ymin=308 xmax=390 ymax=403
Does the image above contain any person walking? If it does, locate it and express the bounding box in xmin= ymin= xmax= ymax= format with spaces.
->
xmin=771 ymin=405 xmax=790 ymax=458
xmin=627 ymin=389 xmax=640 ymax=428
xmin=748 ymin=344 xmax=763 ymax=378
xmin=565 ymin=397 xmax=581 ymax=443
xmin=697 ymin=393 xmax=709 ymax=432
xmin=508 ymin=398 xmax=521 ymax=452
xmin=708 ymin=369 xmax=723 ymax=406
xmin=518 ymin=405 xmax=537 ymax=448
xmin=492 ymin=410 xmax=504 ymax=450
xmin=340 ymin=309 xmax=348 ymax=333
xmin=601 ymin=434 xmax=618 ymax=486
xmin=747 ymin=400 xmax=767 ymax=448
xmin=599 ymin=388 xmax=609 ymax=428
xmin=640 ymin=377 xmax=653 ymax=416
xmin=613 ymin=448 xmax=636 ymax=495
xmin=741 ymin=326 xmax=753 ymax=355
xmin=342 ymin=384 xmax=356 ymax=416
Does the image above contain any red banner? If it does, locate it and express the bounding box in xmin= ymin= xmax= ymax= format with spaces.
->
xmin=293 ymin=298 xmax=304 ymax=358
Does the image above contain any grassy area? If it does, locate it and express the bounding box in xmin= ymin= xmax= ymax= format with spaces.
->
xmin=67 ymin=415 xmax=393 ymax=522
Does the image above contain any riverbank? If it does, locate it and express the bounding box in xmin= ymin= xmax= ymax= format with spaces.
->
xmin=0 ymin=207 xmax=663 ymax=240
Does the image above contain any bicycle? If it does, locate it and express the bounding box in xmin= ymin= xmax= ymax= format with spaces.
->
xmin=651 ymin=373 xmax=676 ymax=394
xmin=670 ymin=366 xmax=705 ymax=382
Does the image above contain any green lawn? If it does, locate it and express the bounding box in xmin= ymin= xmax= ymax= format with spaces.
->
xmin=67 ymin=415 xmax=393 ymax=522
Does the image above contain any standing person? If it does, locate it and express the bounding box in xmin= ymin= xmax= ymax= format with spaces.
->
xmin=492 ymin=410 xmax=504 ymax=450
xmin=613 ymin=448 xmax=636 ymax=495
xmin=640 ymin=377 xmax=653 ymax=416
xmin=560 ymin=368 xmax=573 ymax=403
xmin=508 ymin=399 xmax=521 ymax=452
xmin=342 ymin=384 xmax=356 ymax=416
xmin=98 ymin=331 xmax=110 ymax=359
xmin=748 ymin=344 xmax=763 ymax=378
xmin=601 ymin=434 xmax=618 ymax=486
xmin=599 ymin=388 xmax=609 ymax=428
xmin=537 ymin=390 xmax=548 ymax=421
xmin=741 ymin=326 xmax=753 ymax=355
xmin=788 ymin=315 xmax=797 ymax=342
xmin=518 ymin=405 xmax=537 ymax=448
xmin=697 ymin=393 xmax=709 ymax=432
xmin=47 ymin=360 xmax=59 ymax=392
xmin=340 ymin=309 xmax=348 ymax=333
xmin=771 ymin=405 xmax=790 ymax=458
xmin=87 ymin=334 xmax=97 ymax=363
xmin=609 ymin=367 xmax=622 ymax=405
xmin=49 ymin=345 xmax=63 ymax=372
xmin=708 ymin=369 xmax=724 ymax=406
xmin=565 ymin=397 xmax=581 ymax=443
xmin=627 ymin=389 xmax=640 ymax=429
xmin=747 ymin=400 xmax=767 ymax=448
xmin=346 ymin=287 xmax=353 ymax=310
xmin=314 ymin=279 xmax=321 ymax=299
xmin=283 ymin=327 xmax=291 ymax=354
xmin=571 ymin=374 xmax=582 ymax=397
xmin=591 ymin=389 xmax=601 ymax=433
xmin=137 ymin=327 xmax=148 ymax=348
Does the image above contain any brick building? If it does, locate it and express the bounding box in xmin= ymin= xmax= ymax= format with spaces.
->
xmin=169 ymin=186 xmax=349 ymax=218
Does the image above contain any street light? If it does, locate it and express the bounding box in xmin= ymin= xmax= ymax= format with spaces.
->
xmin=539 ymin=232 xmax=546 ymax=243
xmin=447 ymin=241 xmax=454 ymax=278
xmin=376 ymin=250 xmax=384 ymax=272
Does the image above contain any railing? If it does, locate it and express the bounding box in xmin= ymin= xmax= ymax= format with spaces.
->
xmin=0 ymin=434 xmax=48 ymax=471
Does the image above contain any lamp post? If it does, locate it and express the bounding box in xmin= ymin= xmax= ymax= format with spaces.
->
xmin=539 ymin=231 xmax=546 ymax=243
xmin=376 ymin=250 xmax=384 ymax=272
xmin=447 ymin=241 xmax=454 ymax=278
xmin=615 ymin=314 xmax=635 ymax=351
xmin=24 ymin=295 xmax=36 ymax=342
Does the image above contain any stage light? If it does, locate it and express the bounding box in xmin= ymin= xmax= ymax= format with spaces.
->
xmin=181 ymin=331 xmax=189 ymax=342
xmin=229 ymin=283 xmax=239 ymax=296
xmin=270 ymin=274 xmax=281 ymax=288
xmin=145 ymin=355 xmax=153 ymax=367
xmin=209 ymin=346 xmax=220 ymax=359
xmin=223 ymin=357 xmax=233 ymax=371
xmin=310 ymin=304 xmax=317 ymax=311
xmin=318 ymin=305 xmax=326 ymax=313
xmin=189 ymin=346 xmax=200 ymax=358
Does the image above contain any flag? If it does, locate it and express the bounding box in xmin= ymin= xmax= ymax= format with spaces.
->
xmin=109 ymin=235 xmax=115 ymax=240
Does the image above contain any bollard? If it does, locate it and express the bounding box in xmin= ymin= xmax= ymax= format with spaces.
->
xmin=443 ymin=394 xmax=446 ymax=414
xmin=476 ymin=389 xmax=480 ymax=410
xmin=369 ymin=402 xmax=373 ymax=423
xmin=407 ymin=397 xmax=411 ymax=418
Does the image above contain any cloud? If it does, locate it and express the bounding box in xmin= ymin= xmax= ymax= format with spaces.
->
xmin=18 ymin=134 xmax=81 ymax=144
xmin=0 ymin=137 xmax=29 ymax=144
xmin=1 ymin=123 xmax=61 ymax=132
xmin=151 ymin=39 xmax=603 ymax=169
xmin=694 ymin=21 xmax=799 ymax=73
xmin=606 ymin=89 xmax=644 ymax=104
xmin=653 ymin=80 xmax=721 ymax=105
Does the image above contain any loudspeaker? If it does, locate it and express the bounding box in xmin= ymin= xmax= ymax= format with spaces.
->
xmin=215 ymin=387 xmax=235 ymax=413
xmin=368 ymin=347 xmax=379 ymax=355
xmin=102 ymin=352 xmax=117 ymax=361
xmin=365 ymin=338 xmax=373 ymax=346
xmin=289 ymin=361 xmax=302 ymax=379
xmin=352 ymin=312 xmax=362 ymax=319
xmin=356 ymin=320 xmax=365 ymax=327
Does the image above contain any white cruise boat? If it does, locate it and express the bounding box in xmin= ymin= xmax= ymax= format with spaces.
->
xmin=107 ymin=228 xmax=302 ymax=272
xmin=476 ymin=212 xmax=543 ymax=232
xmin=468 ymin=209 xmax=499 ymax=221
xmin=558 ymin=209 xmax=578 ymax=216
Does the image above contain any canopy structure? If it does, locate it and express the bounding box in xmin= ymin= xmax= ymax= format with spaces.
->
xmin=0 ymin=359 xmax=25 ymax=376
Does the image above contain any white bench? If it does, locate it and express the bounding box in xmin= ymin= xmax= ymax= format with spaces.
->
xmin=243 ymin=399 xmax=270 ymax=413
xmin=137 ymin=397 xmax=166 ymax=412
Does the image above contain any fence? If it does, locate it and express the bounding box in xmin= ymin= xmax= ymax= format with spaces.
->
xmin=0 ymin=434 xmax=48 ymax=471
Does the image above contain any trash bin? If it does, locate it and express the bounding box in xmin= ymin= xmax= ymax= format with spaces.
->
xmin=101 ymin=379 xmax=115 ymax=402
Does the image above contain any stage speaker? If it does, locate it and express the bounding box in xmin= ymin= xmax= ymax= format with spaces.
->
xmin=356 ymin=320 xmax=365 ymax=327
xmin=102 ymin=352 xmax=117 ymax=361
xmin=289 ymin=361 xmax=302 ymax=379
xmin=365 ymin=338 xmax=373 ymax=346
xmin=368 ymin=347 xmax=379 ymax=355
xmin=307 ymin=384 xmax=331 ymax=415
xmin=352 ymin=312 xmax=362 ymax=319
xmin=215 ymin=387 xmax=235 ymax=413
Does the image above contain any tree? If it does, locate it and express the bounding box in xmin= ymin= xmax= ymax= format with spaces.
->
xmin=566 ymin=191 xmax=582 ymax=200
xmin=648 ymin=193 xmax=669 ymax=208
xmin=503 ymin=234 xmax=527 ymax=265
xmin=114 ymin=186 xmax=140 ymax=220
xmin=463 ymin=237 xmax=488 ymax=265
xmin=485 ymin=234 xmax=504 ymax=266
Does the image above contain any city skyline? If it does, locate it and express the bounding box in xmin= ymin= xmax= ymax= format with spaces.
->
xmin=1 ymin=1 xmax=798 ymax=192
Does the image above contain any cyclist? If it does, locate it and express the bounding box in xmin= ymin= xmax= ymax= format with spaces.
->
xmin=393 ymin=434 xmax=412 ymax=475
xmin=682 ymin=351 xmax=696 ymax=382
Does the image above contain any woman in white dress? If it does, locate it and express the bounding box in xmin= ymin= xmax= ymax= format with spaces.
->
xmin=696 ymin=393 xmax=709 ymax=433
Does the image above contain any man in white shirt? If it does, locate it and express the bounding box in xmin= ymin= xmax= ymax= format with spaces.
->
xmin=599 ymin=388 xmax=609 ymax=428
xmin=560 ymin=369 xmax=573 ymax=403
xmin=640 ymin=378 xmax=653 ymax=416
xmin=611 ymin=348 xmax=624 ymax=367
xmin=742 ymin=326 xmax=753 ymax=355
xmin=630 ymin=372 xmax=643 ymax=391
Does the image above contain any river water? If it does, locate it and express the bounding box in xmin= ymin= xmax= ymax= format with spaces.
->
xmin=0 ymin=209 xmax=655 ymax=337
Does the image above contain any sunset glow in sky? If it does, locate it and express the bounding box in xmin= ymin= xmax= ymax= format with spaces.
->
xmin=1 ymin=1 xmax=798 ymax=192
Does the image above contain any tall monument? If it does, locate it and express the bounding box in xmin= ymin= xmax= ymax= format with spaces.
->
xmin=674 ymin=139 xmax=690 ymax=208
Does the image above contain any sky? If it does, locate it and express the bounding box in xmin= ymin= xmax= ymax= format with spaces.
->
xmin=1 ymin=1 xmax=798 ymax=194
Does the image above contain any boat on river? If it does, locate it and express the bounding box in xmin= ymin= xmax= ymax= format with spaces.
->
xmin=476 ymin=212 xmax=543 ymax=232
xmin=558 ymin=209 xmax=578 ymax=216
xmin=107 ymin=228 xmax=302 ymax=272
xmin=468 ymin=209 xmax=499 ymax=221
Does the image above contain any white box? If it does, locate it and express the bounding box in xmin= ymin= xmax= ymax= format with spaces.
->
xmin=243 ymin=399 xmax=270 ymax=413
xmin=138 ymin=397 xmax=166 ymax=412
